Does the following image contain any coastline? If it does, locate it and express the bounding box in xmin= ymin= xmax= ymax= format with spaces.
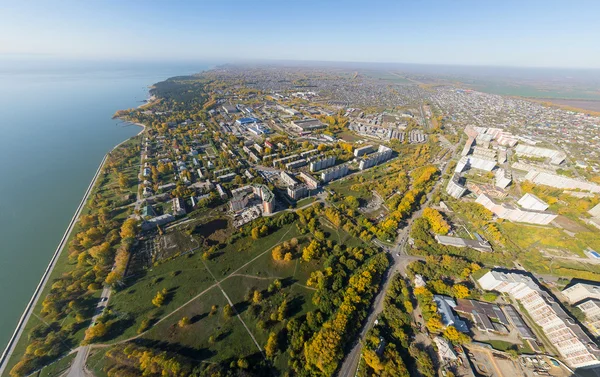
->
xmin=0 ymin=119 xmax=147 ymax=376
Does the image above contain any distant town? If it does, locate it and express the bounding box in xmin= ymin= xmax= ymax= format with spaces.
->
xmin=4 ymin=65 xmax=600 ymax=377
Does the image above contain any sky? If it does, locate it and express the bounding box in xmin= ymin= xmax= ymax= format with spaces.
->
xmin=1 ymin=0 xmax=600 ymax=68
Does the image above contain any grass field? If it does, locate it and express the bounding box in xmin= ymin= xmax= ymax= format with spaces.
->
xmin=87 ymin=215 xmax=367 ymax=376
xmin=34 ymin=353 xmax=76 ymax=377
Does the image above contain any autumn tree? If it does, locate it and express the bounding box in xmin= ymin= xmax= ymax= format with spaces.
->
xmin=265 ymin=331 xmax=278 ymax=358
xmin=178 ymin=316 xmax=190 ymax=327
xmin=152 ymin=289 xmax=167 ymax=307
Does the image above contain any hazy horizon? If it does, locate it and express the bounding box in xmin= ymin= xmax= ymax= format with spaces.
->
xmin=3 ymin=0 xmax=600 ymax=68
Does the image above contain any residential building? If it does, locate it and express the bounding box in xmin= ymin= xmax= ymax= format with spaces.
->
xmin=354 ymin=145 xmax=373 ymax=157
xmin=446 ymin=173 xmax=467 ymax=199
xmin=309 ymin=156 xmax=336 ymax=172
xmin=321 ymin=164 xmax=349 ymax=183
xmin=287 ymin=183 xmax=308 ymax=200
xmin=172 ymin=197 xmax=186 ymax=216
xmin=299 ymin=172 xmax=319 ymax=189
xmin=495 ymin=168 xmax=512 ymax=189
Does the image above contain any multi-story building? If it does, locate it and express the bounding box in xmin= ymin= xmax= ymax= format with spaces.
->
xmin=478 ymin=271 xmax=600 ymax=369
xmin=280 ymin=171 xmax=297 ymax=186
xmin=287 ymin=183 xmax=308 ymax=200
xmin=562 ymin=283 xmax=600 ymax=305
xmin=354 ymin=145 xmax=373 ymax=157
xmin=286 ymin=159 xmax=307 ymax=170
xmin=172 ymin=197 xmax=186 ymax=216
xmin=358 ymin=145 xmax=392 ymax=170
xmin=309 ymin=156 xmax=336 ymax=172
xmin=321 ymin=164 xmax=349 ymax=183
xmin=577 ymin=300 xmax=600 ymax=336
xmin=299 ymin=172 xmax=319 ymax=189
xmin=446 ymin=173 xmax=467 ymax=199
xmin=495 ymin=168 xmax=512 ymax=189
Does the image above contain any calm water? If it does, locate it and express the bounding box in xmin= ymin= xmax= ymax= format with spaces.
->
xmin=0 ymin=60 xmax=210 ymax=352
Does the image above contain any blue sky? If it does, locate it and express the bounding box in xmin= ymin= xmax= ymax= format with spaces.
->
xmin=1 ymin=0 xmax=599 ymax=68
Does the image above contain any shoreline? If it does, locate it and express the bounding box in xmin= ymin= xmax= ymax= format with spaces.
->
xmin=0 ymin=118 xmax=147 ymax=376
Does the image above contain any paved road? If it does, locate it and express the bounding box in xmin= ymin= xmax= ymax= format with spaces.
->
xmin=66 ymin=346 xmax=91 ymax=377
xmin=337 ymin=143 xmax=458 ymax=377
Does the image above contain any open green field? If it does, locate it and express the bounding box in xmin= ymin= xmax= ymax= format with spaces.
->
xmin=35 ymin=354 xmax=76 ymax=377
xmin=88 ymin=212 xmax=370 ymax=376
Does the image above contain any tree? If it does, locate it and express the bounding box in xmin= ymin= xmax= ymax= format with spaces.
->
xmin=452 ymin=284 xmax=469 ymax=299
xmin=178 ymin=316 xmax=190 ymax=327
xmin=252 ymin=290 xmax=263 ymax=304
xmin=443 ymin=326 xmax=471 ymax=345
xmin=251 ymin=227 xmax=260 ymax=240
xmin=223 ymin=304 xmax=234 ymax=319
xmin=84 ymin=322 xmax=107 ymax=343
xmin=272 ymin=246 xmax=284 ymax=261
xmin=118 ymin=173 xmax=130 ymax=191
xmin=422 ymin=208 xmax=450 ymax=235
xmin=426 ymin=316 xmax=444 ymax=333
xmin=210 ymin=305 xmax=218 ymax=316
xmin=284 ymin=252 xmax=293 ymax=261
xmin=152 ymin=289 xmax=167 ymax=307
xmin=237 ymin=358 xmax=249 ymax=369
xmin=120 ymin=218 xmax=137 ymax=239
xmin=265 ymin=332 xmax=278 ymax=358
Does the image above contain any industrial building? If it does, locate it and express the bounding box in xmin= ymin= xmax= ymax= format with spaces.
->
xmin=433 ymin=295 xmax=469 ymax=333
xmin=518 ymin=193 xmax=549 ymax=211
xmin=222 ymin=104 xmax=239 ymax=114
xmin=524 ymin=170 xmax=600 ymax=193
xmin=515 ymin=145 xmax=566 ymax=165
xmin=494 ymin=168 xmax=512 ymax=189
xmin=478 ymin=271 xmax=600 ymax=369
xmin=475 ymin=194 xmax=557 ymax=225
xmin=235 ymin=117 xmax=260 ymax=125
xmin=576 ymin=300 xmax=600 ymax=336
xmin=290 ymin=118 xmax=326 ymax=132
xmin=562 ymin=283 xmax=600 ymax=305
xmin=454 ymin=299 xmax=513 ymax=334
xmin=354 ymin=145 xmax=373 ymax=157
xmin=434 ymin=235 xmax=493 ymax=252
xmin=446 ymin=173 xmax=467 ymax=199
xmin=455 ymin=155 xmax=496 ymax=172
xmin=321 ymin=164 xmax=349 ymax=183
xmin=309 ymin=156 xmax=336 ymax=172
